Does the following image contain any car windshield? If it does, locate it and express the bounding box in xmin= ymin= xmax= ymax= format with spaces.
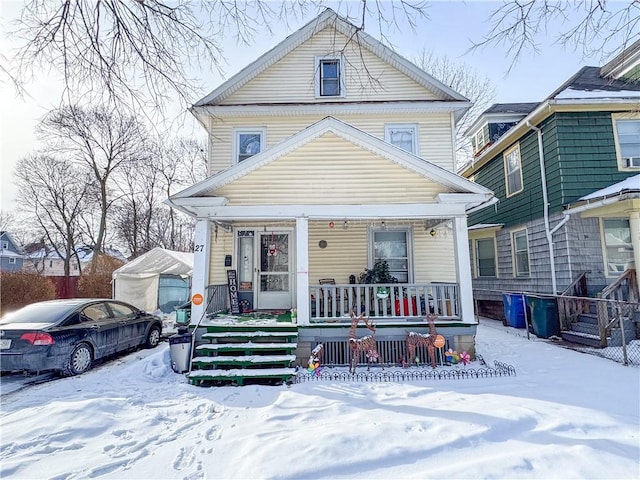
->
xmin=0 ymin=302 xmax=78 ymax=325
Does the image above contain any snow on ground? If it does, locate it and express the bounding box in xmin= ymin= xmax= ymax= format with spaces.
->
xmin=1 ymin=319 xmax=638 ymax=480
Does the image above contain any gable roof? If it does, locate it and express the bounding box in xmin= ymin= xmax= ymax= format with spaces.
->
xmin=548 ymin=66 xmax=640 ymax=100
xmin=194 ymin=8 xmax=468 ymax=108
xmin=170 ymin=116 xmax=492 ymax=204
xmin=0 ymin=231 xmax=25 ymax=255
xmin=601 ymin=38 xmax=640 ymax=82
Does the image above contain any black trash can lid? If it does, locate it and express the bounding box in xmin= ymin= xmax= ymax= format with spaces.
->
xmin=169 ymin=333 xmax=192 ymax=345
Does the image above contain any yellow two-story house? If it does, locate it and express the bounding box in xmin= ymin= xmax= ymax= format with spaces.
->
xmin=167 ymin=9 xmax=494 ymax=382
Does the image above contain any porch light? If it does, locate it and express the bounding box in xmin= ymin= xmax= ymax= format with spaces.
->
xmin=430 ymin=228 xmax=436 ymax=237
xmin=343 ymin=221 xmax=348 ymax=229
xmin=381 ymin=221 xmax=386 ymax=229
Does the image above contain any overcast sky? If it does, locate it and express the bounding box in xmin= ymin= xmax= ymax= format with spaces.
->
xmin=0 ymin=1 xmax=617 ymax=213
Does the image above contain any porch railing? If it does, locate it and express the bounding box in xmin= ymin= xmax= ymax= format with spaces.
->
xmin=205 ymin=284 xmax=229 ymax=317
xmin=309 ymin=283 xmax=459 ymax=322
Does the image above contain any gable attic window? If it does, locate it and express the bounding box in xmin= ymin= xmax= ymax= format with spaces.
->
xmin=612 ymin=115 xmax=640 ymax=169
xmin=472 ymin=127 xmax=488 ymax=155
xmin=504 ymin=143 xmax=523 ymax=197
xmin=233 ymin=128 xmax=266 ymax=164
xmin=385 ymin=124 xmax=418 ymax=154
xmin=315 ymin=56 xmax=345 ymax=97
xmin=1 ymin=241 xmax=8 ymax=250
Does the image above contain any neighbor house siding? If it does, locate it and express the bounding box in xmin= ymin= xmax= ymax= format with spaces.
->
xmin=214 ymin=132 xmax=452 ymax=204
xmin=221 ymin=27 xmax=440 ymax=105
xmin=208 ymin=113 xmax=455 ymax=173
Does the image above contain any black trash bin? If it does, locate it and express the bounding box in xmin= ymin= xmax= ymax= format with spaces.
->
xmin=169 ymin=331 xmax=192 ymax=373
xmin=526 ymin=295 xmax=560 ymax=338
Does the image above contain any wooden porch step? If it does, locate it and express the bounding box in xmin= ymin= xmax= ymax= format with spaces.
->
xmin=202 ymin=331 xmax=298 ymax=341
xmin=196 ymin=342 xmax=297 ymax=354
xmin=561 ymin=330 xmax=602 ymax=348
xmin=187 ymin=367 xmax=296 ymax=386
xmin=191 ymin=354 xmax=296 ymax=368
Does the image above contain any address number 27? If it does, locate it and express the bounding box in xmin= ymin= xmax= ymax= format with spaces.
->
xmin=194 ymin=244 xmax=205 ymax=253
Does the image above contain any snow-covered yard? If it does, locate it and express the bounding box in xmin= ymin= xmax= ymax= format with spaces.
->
xmin=1 ymin=319 xmax=638 ymax=479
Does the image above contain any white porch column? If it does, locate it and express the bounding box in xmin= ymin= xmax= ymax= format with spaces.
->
xmin=453 ymin=216 xmax=475 ymax=323
xmin=191 ymin=219 xmax=212 ymax=325
xmin=629 ymin=211 xmax=640 ymax=296
xmin=295 ymin=217 xmax=310 ymax=326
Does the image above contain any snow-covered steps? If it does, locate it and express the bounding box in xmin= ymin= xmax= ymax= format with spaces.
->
xmin=187 ymin=367 xmax=297 ymax=387
xmin=188 ymin=324 xmax=299 ymax=386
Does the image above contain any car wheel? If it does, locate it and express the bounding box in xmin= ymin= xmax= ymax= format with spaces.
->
xmin=145 ymin=326 xmax=161 ymax=348
xmin=64 ymin=343 xmax=93 ymax=376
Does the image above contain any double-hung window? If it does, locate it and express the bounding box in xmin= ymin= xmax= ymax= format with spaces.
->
xmin=316 ymin=56 xmax=344 ymax=97
xmin=602 ymin=218 xmax=634 ymax=275
xmin=504 ymin=144 xmax=523 ymax=197
xmin=234 ymin=128 xmax=266 ymax=164
xmin=371 ymin=229 xmax=411 ymax=283
xmin=385 ymin=124 xmax=418 ymax=154
xmin=475 ymin=238 xmax=496 ymax=277
xmin=613 ymin=116 xmax=640 ymax=169
xmin=8 ymin=257 xmax=16 ymax=265
xmin=511 ymin=229 xmax=530 ymax=277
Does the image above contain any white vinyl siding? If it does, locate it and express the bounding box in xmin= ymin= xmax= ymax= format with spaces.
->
xmin=385 ymin=124 xmax=418 ymax=154
xmin=504 ymin=144 xmax=523 ymax=197
xmin=221 ymin=28 xmax=440 ymax=105
xmin=208 ymin=113 xmax=455 ymax=173
xmin=215 ymin=132 xmax=451 ymax=205
xmin=511 ymin=229 xmax=530 ymax=277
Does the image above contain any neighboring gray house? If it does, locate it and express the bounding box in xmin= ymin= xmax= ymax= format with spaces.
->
xmin=0 ymin=231 xmax=25 ymax=272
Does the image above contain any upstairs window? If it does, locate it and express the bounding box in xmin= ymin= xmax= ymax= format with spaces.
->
xmin=504 ymin=144 xmax=523 ymax=197
xmin=472 ymin=127 xmax=488 ymax=155
xmin=385 ymin=124 xmax=418 ymax=154
xmin=613 ymin=117 xmax=640 ymax=169
xmin=234 ymin=128 xmax=266 ymax=164
xmin=315 ymin=56 xmax=344 ymax=97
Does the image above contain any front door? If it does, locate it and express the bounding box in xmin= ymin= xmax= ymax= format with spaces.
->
xmin=257 ymin=231 xmax=292 ymax=309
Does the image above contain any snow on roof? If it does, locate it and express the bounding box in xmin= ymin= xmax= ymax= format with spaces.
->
xmin=554 ymin=88 xmax=640 ymax=99
xmin=579 ymin=174 xmax=640 ymax=201
xmin=112 ymin=247 xmax=193 ymax=278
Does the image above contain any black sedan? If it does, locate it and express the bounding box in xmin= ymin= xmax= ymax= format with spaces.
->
xmin=0 ymin=299 xmax=162 ymax=376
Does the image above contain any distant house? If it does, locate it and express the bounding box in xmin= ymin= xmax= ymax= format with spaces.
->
xmin=24 ymin=245 xmax=127 ymax=277
xmin=462 ymin=40 xmax=640 ymax=320
xmin=0 ymin=231 xmax=25 ymax=272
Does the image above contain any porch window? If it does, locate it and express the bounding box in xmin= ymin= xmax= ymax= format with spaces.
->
xmin=511 ymin=229 xmax=530 ymax=277
xmin=385 ymin=124 xmax=418 ymax=154
xmin=504 ymin=144 xmax=523 ymax=197
xmin=234 ymin=128 xmax=265 ymax=163
xmin=475 ymin=238 xmax=496 ymax=277
xmin=315 ymin=56 xmax=344 ymax=97
xmin=372 ymin=229 xmax=411 ymax=282
xmin=602 ymin=218 xmax=634 ymax=275
xmin=613 ymin=117 xmax=640 ymax=169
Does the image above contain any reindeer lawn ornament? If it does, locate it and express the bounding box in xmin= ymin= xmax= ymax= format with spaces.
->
xmin=405 ymin=314 xmax=444 ymax=369
xmin=348 ymin=309 xmax=382 ymax=374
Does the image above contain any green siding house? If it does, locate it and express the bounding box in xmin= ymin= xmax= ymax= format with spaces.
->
xmin=462 ymin=40 xmax=640 ymax=323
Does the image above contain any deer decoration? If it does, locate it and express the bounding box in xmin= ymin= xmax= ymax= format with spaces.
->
xmin=405 ymin=313 xmax=440 ymax=369
xmin=348 ymin=309 xmax=381 ymax=374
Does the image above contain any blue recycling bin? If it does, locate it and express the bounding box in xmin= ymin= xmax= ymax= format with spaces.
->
xmin=503 ymin=293 xmax=526 ymax=328
xmin=526 ymin=295 xmax=560 ymax=338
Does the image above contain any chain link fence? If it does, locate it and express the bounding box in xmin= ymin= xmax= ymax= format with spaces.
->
xmin=474 ymin=288 xmax=640 ymax=367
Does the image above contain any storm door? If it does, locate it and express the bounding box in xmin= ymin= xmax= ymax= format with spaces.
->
xmin=257 ymin=231 xmax=292 ymax=309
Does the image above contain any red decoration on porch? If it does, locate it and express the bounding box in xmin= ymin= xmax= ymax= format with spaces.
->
xmin=328 ymin=221 xmax=335 ymax=228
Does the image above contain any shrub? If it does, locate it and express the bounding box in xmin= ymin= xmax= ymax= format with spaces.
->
xmin=0 ymin=272 xmax=56 ymax=316
xmin=77 ymin=253 xmax=125 ymax=298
